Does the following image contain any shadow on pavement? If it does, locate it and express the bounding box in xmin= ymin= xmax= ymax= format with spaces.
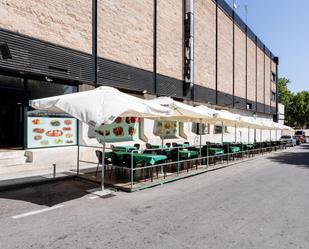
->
xmin=268 ymin=144 xmax=309 ymax=169
xmin=0 ymin=178 xmax=99 ymax=207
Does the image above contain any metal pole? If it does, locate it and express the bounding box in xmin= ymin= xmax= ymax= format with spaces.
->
xmin=275 ymin=129 xmax=278 ymax=141
xmin=248 ymin=126 xmax=250 ymax=144
xmin=101 ymin=125 xmax=106 ymax=191
xmin=131 ymin=149 xmax=134 ymax=188
xmin=269 ymin=129 xmax=272 ymax=141
xmin=161 ymin=120 xmax=165 ymax=148
xmin=76 ymin=120 xmax=80 ymax=176
xmin=92 ymin=0 xmax=97 ymax=84
xmin=234 ymin=124 xmax=237 ymax=143
xmin=221 ymin=121 xmax=224 ymax=144
xmin=199 ymin=119 xmax=202 ymax=157
xmin=261 ymin=129 xmax=263 ymax=142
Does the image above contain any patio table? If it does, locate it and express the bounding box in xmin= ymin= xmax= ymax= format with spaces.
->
xmin=178 ymin=150 xmax=199 ymax=159
xmin=229 ymin=146 xmax=240 ymax=153
xmin=106 ymin=151 xmax=167 ymax=166
xmin=209 ymin=147 xmax=224 ymax=155
xmin=150 ymin=144 xmax=168 ymax=149
xmin=113 ymin=145 xmax=137 ymax=152
xmin=244 ymin=144 xmax=254 ymax=150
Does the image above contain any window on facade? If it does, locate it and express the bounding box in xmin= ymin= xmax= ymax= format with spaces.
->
xmin=271 ymin=72 xmax=276 ymax=82
xmin=271 ymin=91 xmax=276 ymax=101
xmin=192 ymin=123 xmax=209 ymax=135
xmin=27 ymin=79 xmax=77 ymax=101
xmin=246 ymin=103 xmax=252 ymax=110
xmin=214 ymin=125 xmax=227 ymax=134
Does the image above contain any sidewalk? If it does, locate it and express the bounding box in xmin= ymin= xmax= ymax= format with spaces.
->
xmin=0 ymin=163 xmax=95 ymax=191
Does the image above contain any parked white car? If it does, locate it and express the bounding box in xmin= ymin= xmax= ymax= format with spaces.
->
xmin=280 ymin=135 xmax=297 ymax=146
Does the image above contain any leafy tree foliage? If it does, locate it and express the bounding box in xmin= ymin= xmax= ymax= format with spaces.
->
xmin=278 ymin=78 xmax=309 ymax=128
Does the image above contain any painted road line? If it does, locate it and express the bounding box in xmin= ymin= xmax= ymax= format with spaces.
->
xmin=12 ymin=205 xmax=64 ymax=219
xmin=89 ymin=196 xmax=99 ymax=200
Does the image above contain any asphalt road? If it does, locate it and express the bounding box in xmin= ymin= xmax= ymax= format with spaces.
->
xmin=0 ymin=145 xmax=309 ymax=249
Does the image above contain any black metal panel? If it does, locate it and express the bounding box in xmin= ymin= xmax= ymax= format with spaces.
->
xmin=217 ymin=91 xmax=234 ymax=106
xmin=234 ymin=95 xmax=247 ymax=110
xmin=256 ymin=37 xmax=264 ymax=51
xmin=264 ymin=46 xmax=271 ymax=57
xmin=234 ymin=12 xmax=246 ymax=33
xmin=156 ymin=74 xmax=183 ymax=98
xmin=217 ymin=0 xmax=233 ymax=19
xmin=247 ymin=27 xmax=256 ymax=42
xmin=256 ymin=102 xmax=264 ymax=113
xmin=194 ymin=85 xmax=216 ymax=104
xmin=0 ymin=28 xmax=92 ymax=83
xmin=97 ymin=58 xmax=154 ymax=93
xmin=271 ymin=106 xmax=277 ymax=114
xmin=265 ymin=104 xmax=271 ymax=114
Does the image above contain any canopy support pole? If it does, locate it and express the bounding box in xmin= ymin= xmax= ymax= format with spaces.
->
xmin=77 ymin=120 xmax=80 ymax=176
xmin=248 ymin=126 xmax=250 ymax=144
xmin=161 ymin=120 xmax=165 ymax=148
xmin=199 ymin=119 xmax=202 ymax=157
xmin=101 ymin=125 xmax=106 ymax=191
xmin=221 ymin=121 xmax=224 ymax=144
xmin=260 ymin=129 xmax=262 ymax=142
xmin=234 ymin=124 xmax=237 ymax=143
xmin=269 ymin=129 xmax=272 ymax=141
xmin=275 ymin=129 xmax=278 ymax=141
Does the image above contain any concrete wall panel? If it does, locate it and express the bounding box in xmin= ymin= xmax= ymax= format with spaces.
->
xmin=195 ymin=0 xmax=216 ymax=89
xmin=217 ymin=8 xmax=233 ymax=99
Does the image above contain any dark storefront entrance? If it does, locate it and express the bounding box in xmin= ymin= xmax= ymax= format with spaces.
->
xmin=0 ymin=88 xmax=24 ymax=148
xmin=0 ymin=74 xmax=78 ymax=149
xmin=0 ymin=75 xmax=25 ymax=149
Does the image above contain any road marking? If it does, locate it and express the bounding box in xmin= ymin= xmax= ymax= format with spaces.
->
xmin=12 ymin=205 xmax=64 ymax=219
xmin=89 ymin=196 xmax=99 ymax=200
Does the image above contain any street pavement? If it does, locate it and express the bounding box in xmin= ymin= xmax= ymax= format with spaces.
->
xmin=0 ymin=145 xmax=309 ymax=249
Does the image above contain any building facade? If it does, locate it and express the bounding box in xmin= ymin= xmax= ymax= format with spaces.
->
xmin=0 ymin=0 xmax=278 ymax=150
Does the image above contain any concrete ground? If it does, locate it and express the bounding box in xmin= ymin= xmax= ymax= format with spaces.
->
xmin=0 ymin=145 xmax=309 ymax=249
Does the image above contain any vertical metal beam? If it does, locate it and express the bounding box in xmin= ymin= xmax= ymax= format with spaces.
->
xmin=232 ymin=7 xmax=235 ymax=107
xmin=255 ymin=36 xmax=258 ymax=112
xmin=215 ymin=0 xmax=218 ymax=104
xmin=184 ymin=0 xmax=194 ymax=99
xmin=245 ymin=23 xmax=248 ymax=107
xmin=274 ymin=57 xmax=279 ymax=122
xmin=92 ymin=0 xmax=98 ymax=84
xmin=153 ymin=0 xmax=157 ymax=94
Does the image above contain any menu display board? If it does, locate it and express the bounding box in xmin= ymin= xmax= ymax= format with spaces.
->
xmin=96 ymin=117 xmax=139 ymax=143
xmin=27 ymin=117 xmax=77 ymax=148
xmin=154 ymin=121 xmax=178 ymax=138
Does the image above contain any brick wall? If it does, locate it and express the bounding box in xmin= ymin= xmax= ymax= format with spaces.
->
xmin=217 ymin=8 xmax=233 ymax=99
xmin=265 ymin=55 xmax=271 ymax=112
xmin=246 ymin=38 xmax=256 ymax=103
xmin=0 ymin=0 xmax=92 ymax=53
xmin=195 ymin=0 xmax=216 ymax=89
xmin=234 ymin=25 xmax=246 ymax=100
xmin=98 ymin=0 xmax=153 ymax=72
xmin=256 ymin=47 xmax=264 ymax=110
xmin=157 ymin=0 xmax=183 ymax=80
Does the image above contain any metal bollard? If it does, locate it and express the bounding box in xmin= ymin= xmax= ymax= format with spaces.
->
xmin=53 ymin=164 xmax=56 ymax=178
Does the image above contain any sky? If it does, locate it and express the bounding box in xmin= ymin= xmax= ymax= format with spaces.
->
xmin=227 ymin=0 xmax=309 ymax=93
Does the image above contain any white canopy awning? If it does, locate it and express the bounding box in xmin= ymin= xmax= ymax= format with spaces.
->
xmin=30 ymin=86 xmax=173 ymax=127
xmin=149 ymin=97 xmax=213 ymax=122
xmin=238 ymin=116 xmax=264 ymax=129
xmin=213 ymin=110 xmax=240 ymax=126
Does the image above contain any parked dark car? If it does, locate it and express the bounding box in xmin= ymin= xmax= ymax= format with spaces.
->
xmin=294 ymin=130 xmax=306 ymax=144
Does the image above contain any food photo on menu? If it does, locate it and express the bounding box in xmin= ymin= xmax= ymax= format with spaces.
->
xmin=27 ymin=117 xmax=77 ymax=148
xmin=96 ymin=117 xmax=139 ymax=143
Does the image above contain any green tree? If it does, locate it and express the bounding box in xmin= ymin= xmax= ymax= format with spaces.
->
xmin=278 ymin=77 xmax=309 ymax=128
